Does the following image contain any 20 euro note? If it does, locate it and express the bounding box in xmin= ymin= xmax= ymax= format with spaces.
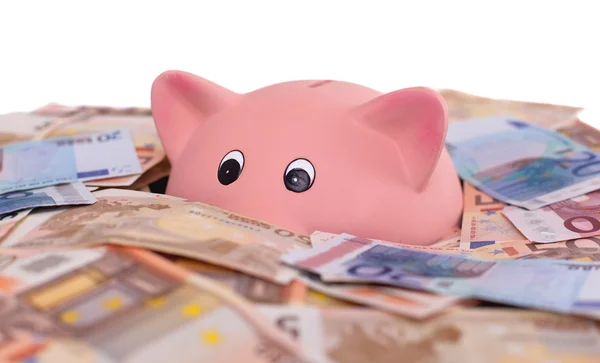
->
xmin=0 ymin=246 xmax=306 ymax=363
xmin=45 ymin=112 xmax=165 ymax=187
xmin=281 ymin=233 xmax=600 ymax=318
xmin=0 ymin=128 xmax=142 ymax=195
xmin=503 ymin=189 xmax=600 ymax=243
xmin=446 ymin=116 xmax=600 ymax=210
xmin=1 ymin=189 xmax=311 ymax=284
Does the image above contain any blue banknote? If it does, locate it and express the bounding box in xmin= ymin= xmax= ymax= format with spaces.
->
xmin=283 ymin=233 xmax=600 ymax=316
xmin=0 ymin=182 xmax=96 ymax=215
xmin=446 ymin=116 xmax=600 ymax=210
xmin=0 ymin=129 xmax=141 ymax=195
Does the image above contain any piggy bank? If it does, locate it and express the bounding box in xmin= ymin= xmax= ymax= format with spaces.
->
xmin=151 ymin=71 xmax=463 ymax=245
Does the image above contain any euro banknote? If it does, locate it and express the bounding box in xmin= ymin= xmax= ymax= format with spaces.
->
xmin=558 ymin=119 xmax=600 ymax=151
xmin=174 ymin=258 xmax=306 ymax=304
xmin=460 ymin=183 xmax=527 ymax=249
xmin=503 ymin=190 xmax=600 ymax=242
xmin=0 ymin=182 xmax=96 ymax=215
xmin=45 ymin=112 xmax=165 ymax=187
xmin=258 ymin=305 xmax=600 ymax=363
xmin=446 ymin=116 xmax=600 ymax=210
xmin=0 ymin=128 xmax=142 ymax=195
xmin=0 ymin=112 xmax=59 ymax=146
xmin=0 ymin=246 xmax=308 ymax=363
xmin=468 ymin=238 xmax=600 ymax=263
xmin=281 ymin=233 xmax=600 ymax=317
xmin=1 ymin=189 xmax=311 ymax=284
xmin=297 ymin=271 xmax=464 ymax=319
xmin=0 ymin=208 xmax=32 ymax=240
xmin=440 ymin=89 xmax=583 ymax=129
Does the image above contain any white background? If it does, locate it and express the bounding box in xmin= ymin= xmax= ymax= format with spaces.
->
xmin=0 ymin=1 xmax=598 ymax=124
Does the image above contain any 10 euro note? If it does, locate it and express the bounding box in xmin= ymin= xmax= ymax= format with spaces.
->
xmin=446 ymin=116 xmax=600 ymax=210
xmin=281 ymin=233 xmax=600 ymax=318
xmin=0 ymin=182 xmax=96 ymax=215
xmin=1 ymin=188 xmax=311 ymax=284
xmin=0 ymin=128 xmax=142 ymax=195
xmin=503 ymin=189 xmax=600 ymax=242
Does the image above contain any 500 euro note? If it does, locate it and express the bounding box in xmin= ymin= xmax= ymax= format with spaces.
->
xmin=447 ymin=116 xmax=600 ymax=210
xmin=0 ymin=247 xmax=309 ymax=363
xmin=1 ymin=189 xmax=311 ymax=284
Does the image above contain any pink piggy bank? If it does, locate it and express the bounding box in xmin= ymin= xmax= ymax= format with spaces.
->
xmin=151 ymin=71 xmax=463 ymax=245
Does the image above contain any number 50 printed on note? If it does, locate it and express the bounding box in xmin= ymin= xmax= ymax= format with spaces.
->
xmin=446 ymin=116 xmax=600 ymax=210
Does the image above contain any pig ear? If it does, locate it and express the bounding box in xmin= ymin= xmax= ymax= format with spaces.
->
xmin=353 ymin=87 xmax=447 ymax=192
xmin=151 ymin=70 xmax=238 ymax=163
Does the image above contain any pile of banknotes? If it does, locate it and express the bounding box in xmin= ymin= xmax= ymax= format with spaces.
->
xmin=1 ymin=93 xmax=600 ymax=363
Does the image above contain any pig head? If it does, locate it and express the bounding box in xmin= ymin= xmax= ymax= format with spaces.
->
xmin=151 ymin=71 xmax=463 ymax=245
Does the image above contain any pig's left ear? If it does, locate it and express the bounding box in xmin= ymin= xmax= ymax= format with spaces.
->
xmin=151 ymin=70 xmax=239 ymax=164
xmin=353 ymin=87 xmax=447 ymax=192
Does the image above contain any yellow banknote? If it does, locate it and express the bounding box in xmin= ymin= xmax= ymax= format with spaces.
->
xmin=1 ymin=189 xmax=311 ymax=284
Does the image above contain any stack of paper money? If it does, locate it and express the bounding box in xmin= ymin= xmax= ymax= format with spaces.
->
xmin=2 ymin=95 xmax=600 ymax=363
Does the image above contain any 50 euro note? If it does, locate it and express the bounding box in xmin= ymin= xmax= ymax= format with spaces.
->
xmin=281 ymin=233 xmax=600 ymax=319
xmin=0 ymin=246 xmax=311 ymax=363
xmin=460 ymin=182 xmax=526 ymax=249
xmin=0 ymin=111 xmax=89 ymax=147
xmin=439 ymin=89 xmax=583 ymax=129
xmin=446 ymin=116 xmax=600 ymax=210
xmin=0 ymin=188 xmax=312 ymax=284
xmin=257 ymin=305 xmax=600 ymax=363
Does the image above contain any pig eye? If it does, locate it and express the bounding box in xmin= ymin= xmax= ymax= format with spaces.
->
xmin=284 ymin=158 xmax=315 ymax=193
xmin=218 ymin=150 xmax=244 ymax=185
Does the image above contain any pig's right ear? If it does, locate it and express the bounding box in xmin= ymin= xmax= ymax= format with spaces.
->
xmin=151 ymin=70 xmax=238 ymax=163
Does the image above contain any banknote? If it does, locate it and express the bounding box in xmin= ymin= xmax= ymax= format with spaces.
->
xmin=297 ymin=271 xmax=464 ymax=319
xmin=459 ymin=183 xmax=526 ymax=249
xmin=0 ymin=112 xmax=60 ymax=146
xmin=0 ymin=208 xmax=32 ymax=240
xmin=282 ymin=233 xmax=600 ymax=317
xmin=174 ymin=258 xmax=306 ymax=304
xmin=0 ymin=182 xmax=96 ymax=215
xmin=558 ymin=119 xmax=600 ymax=151
xmin=257 ymin=306 xmax=332 ymax=363
xmin=439 ymin=89 xmax=583 ymax=129
xmin=503 ymin=190 xmax=600 ymax=242
xmin=2 ymin=189 xmax=311 ymax=284
xmin=45 ymin=113 xmax=165 ymax=187
xmin=0 ymin=128 xmax=142 ymax=194
xmin=256 ymin=306 xmax=600 ymax=363
xmin=468 ymin=238 xmax=600 ymax=263
xmin=446 ymin=116 xmax=600 ymax=210
xmin=0 ymin=246 xmax=307 ymax=363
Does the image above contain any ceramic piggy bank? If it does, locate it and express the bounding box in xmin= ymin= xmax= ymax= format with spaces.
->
xmin=151 ymin=71 xmax=463 ymax=245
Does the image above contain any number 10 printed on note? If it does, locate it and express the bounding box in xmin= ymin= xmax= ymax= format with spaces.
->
xmin=446 ymin=116 xmax=600 ymax=210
